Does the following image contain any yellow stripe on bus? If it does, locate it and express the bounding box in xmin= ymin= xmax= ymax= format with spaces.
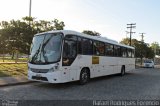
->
xmin=92 ymin=56 xmax=99 ymax=64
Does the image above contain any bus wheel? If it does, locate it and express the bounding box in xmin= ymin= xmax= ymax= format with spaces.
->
xmin=121 ymin=66 xmax=125 ymax=76
xmin=79 ymin=68 xmax=90 ymax=85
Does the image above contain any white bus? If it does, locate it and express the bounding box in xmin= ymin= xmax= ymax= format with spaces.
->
xmin=28 ymin=30 xmax=135 ymax=84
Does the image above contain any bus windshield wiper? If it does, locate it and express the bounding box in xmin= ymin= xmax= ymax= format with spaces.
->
xmin=31 ymin=44 xmax=41 ymax=63
xmin=41 ymin=35 xmax=53 ymax=62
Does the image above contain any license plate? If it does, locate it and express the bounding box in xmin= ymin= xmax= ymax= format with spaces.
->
xmin=36 ymin=74 xmax=42 ymax=77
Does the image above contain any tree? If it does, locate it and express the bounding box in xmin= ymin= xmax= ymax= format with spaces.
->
xmin=53 ymin=19 xmax=65 ymax=30
xmin=22 ymin=16 xmax=65 ymax=32
xmin=82 ymin=30 xmax=101 ymax=36
xmin=120 ymin=38 xmax=140 ymax=47
xmin=150 ymin=42 xmax=160 ymax=56
xmin=145 ymin=47 xmax=155 ymax=59
xmin=120 ymin=38 xmax=155 ymax=65
xmin=0 ymin=19 xmax=33 ymax=58
xmin=0 ymin=17 xmax=65 ymax=56
xmin=120 ymin=38 xmax=155 ymax=59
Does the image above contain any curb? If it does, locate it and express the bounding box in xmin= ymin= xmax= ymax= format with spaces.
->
xmin=0 ymin=81 xmax=36 ymax=87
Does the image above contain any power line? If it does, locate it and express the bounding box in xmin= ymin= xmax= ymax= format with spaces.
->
xmin=127 ymin=23 xmax=136 ymax=46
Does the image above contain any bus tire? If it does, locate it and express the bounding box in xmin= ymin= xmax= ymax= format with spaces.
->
xmin=121 ymin=66 xmax=125 ymax=76
xmin=79 ymin=68 xmax=90 ymax=85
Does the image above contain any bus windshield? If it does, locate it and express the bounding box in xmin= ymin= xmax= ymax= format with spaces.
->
xmin=29 ymin=33 xmax=63 ymax=64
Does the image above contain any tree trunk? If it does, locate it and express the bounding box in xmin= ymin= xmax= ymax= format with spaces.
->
xmin=2 ymin=50 xmax=4 ymax=62
xmin=12 ymin=51 xmax=15 ymax=59
xmin=15 ymin=50 xmax=18 ymax=63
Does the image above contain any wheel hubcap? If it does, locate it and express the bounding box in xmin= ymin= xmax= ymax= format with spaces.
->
xmin=82 ymin=71 xmax=88 ymax=82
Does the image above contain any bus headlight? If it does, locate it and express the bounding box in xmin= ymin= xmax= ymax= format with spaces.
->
xmin=49 ymin=65 xmax=59 ymax=72
xmin=55 ymin=63 xmax=59 ymax=70
xmin=55 ymin=65 xmax=59 ymax=70
xmin=49 ymin=67 xmax=54 ymax=72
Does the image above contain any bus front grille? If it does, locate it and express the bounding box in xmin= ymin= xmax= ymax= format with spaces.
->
xmin=32 ymin=76 xmax=48 ymax=81
xmin=31 ymin=68 xmax=49 ymax=73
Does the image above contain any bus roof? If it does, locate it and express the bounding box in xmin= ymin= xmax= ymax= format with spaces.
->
xmin=35 ymin=30 xmax=135 ymax=49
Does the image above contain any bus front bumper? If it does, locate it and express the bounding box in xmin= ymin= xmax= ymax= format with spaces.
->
xmin=28 ymin=70 xmax=69 ymax=83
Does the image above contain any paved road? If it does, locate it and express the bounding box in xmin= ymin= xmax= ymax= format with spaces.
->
xmin=0 ymin=68 xmax=160 ymax=100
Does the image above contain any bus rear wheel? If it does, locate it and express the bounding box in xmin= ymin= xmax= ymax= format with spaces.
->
xmin=79 ymin=68 xmax=90 ymax=85
xmin=121 ymin=66 xmax=125 ymax=76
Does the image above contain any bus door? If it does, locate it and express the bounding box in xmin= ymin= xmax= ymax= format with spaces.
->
xmin=62 ymin=35 xmax=77 ymax=81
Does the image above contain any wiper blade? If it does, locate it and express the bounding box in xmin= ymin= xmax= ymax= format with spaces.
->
xmin=41 ymin=35 xmax=53 ymax=62
xmin=31 ymin=44 xmax=41 ymax=63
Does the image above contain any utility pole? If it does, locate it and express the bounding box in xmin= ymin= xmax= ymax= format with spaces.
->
xmin=127 ymin=23 xmax=136 ymax=46
xmin=139 ymin=33 xmax=145 ymax=42
xmin=29 ymin=0 xmax=32 ymax=26
xmin=29 ymin=0 xmax=32 ymax=17
xmin=139 ymin=33 xmax=145 ymax=66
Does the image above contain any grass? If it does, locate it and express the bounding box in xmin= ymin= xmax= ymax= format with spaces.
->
xmin=0 ymin=63 xmax=28 ymax=77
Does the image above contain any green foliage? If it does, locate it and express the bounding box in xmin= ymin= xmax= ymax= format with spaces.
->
xmin=150 ymin=42 xmax=160 ymax=55
xmin=82 ymin=30 xmax=101 ymax=36
xmin=53 ymin=19 xmax=65 ymax=30
xmin=120 ymin=38 xmax=155 ymax=59
xmin=0 ymin=16 xmax=65 ymax=55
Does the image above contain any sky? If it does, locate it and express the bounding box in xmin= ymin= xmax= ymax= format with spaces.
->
xmin=0 ymin=0 xmax=160 ymax=44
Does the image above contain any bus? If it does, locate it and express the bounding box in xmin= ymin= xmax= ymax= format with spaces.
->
xmin=28 ymin=30 xmax=135 ymax=84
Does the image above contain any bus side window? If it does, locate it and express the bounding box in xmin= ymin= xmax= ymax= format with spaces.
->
xmin=114 ymin=45 xmax=118 ymax=57
xmin=106 ymin=43 xmax=114 ymax=56
xmin=117 ymin=46 xmax=122 ymax=57
xmin=93 ymin=41 xmax=100 ymax=55
xmin=82 ymin=38 xmax=93 ymax=55
xmin=128 ymin=49 xmax=132 ymax=58
xmin=82 ymin=38 xmax=87 ymax=54
xmin=77 ymin=37 xmax=82 ymax=54
xmin=122 ymin=47 xmax=127 ymax=57
xmin=98 ymin=42 xmax=105 ymax=56
xmin=88 ymin=40 xmax=93 ymax=55
xmin=114 ymin=45 xmax=121 ymax=57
